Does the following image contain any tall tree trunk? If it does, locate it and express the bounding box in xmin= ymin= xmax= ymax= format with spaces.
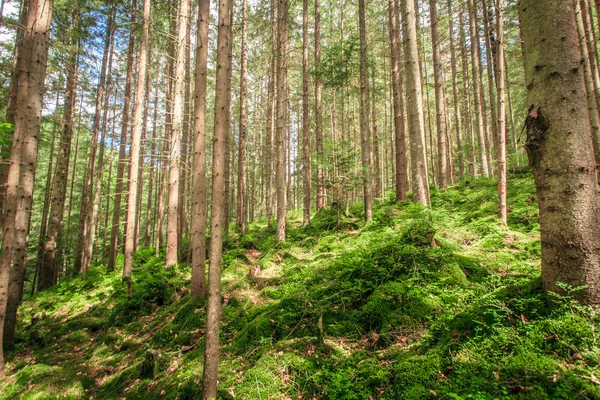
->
xmin=236 ymin=0 xmax=249 ymax=234
xmin=459 ymin=10 xmax=477 ymax=177
xmin=401 ymin=0 xmax=430 ymax=205
xmin=144 ymin=88 xmax=159 ymax=248
xmin=166 ymin=0 xmax=191 ymax=267
xmin=315 ymin=0 xmax=324 ymax=210
xmin=275 ymin=0 xmax=288 ymax=243
xmin=371 ymin=71 xmax=382 ymax=200
xmin=496 ymin=0 xmax=507 ymax=224
xmin=519 ymin=0 xmax=600 ymax=305
xmin=108 ymin=0 xmax=137 ymax=270
xmin=0 ymin=0 xmax=54 ymax=376
xmin=202 ymin=0 xmax=230 ymax=395
xmin=38 ymin=10 xmax=83 ymax=291
xmin=576 ymin=0 xmax=600 ymax=169
xmin=388 ymin=0 xmax=408 ymax=201
xmin=482 ymin=0 xmax=498 ymax=168
xmin=33 ymin=88 xmax=61 ymax=293
xmin=266 ymin=2 xmax=276 ymax=225
xmin=191 ymin=0 xmax=209 ymax=298
xmin=467 ymin=0 xmax=489 ymax=177
xmin=223 ymin=0 xmax=235 ymax=234
xmin=429 ymin=0 xmax=448 ymax=188
xmin=302 ymin=0 xmax=311 ymax=225
xmin=124 ymin=0 xmax=151 ymax=290
xmin=358 ymin=0 xmax=373 ymax=221
xmin=447 ymin=0 xmax=465 ymax=179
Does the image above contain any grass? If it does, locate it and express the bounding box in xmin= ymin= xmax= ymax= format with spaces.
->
xmin=2 ymin=169 xmax=600 ymax=399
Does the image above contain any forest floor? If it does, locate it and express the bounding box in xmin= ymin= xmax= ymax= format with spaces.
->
xmin=2 ymin=169 xmax=600 ymax=399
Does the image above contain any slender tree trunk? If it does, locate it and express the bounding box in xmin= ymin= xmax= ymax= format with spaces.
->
xmin=302 ymin=0 xmax=311 ymax=224
xmin=482 ymin=0 xmax=498 ymax=168
xmin=124 ymin=0 xmax=151 ymax=290
xmin=191 ymin=0 xmax=209 ymax=297
xmin=236 ymin=0 xmax=249 ymax=234
xmin=358 ymin=0 xmax=373 ymax=221
xmin=447 ymin=0 xmax=465 ymax=179
xmin=468 ymin=0 xmax=489 ymax=177
xmin=459 ymin=10 xmax=477 ymax=177
xmin=202 ymin=0 xmax=230 ymax=395
xmin=38 ymin=11 xmax=82 ymax=291
xmin=34 ymin=88 xmax=61 ymax=293
xmin=429 ymin=0 xmax=448 ymax=188
xmin=223 ymin=0 xmax=235 ymax=234
xmin=576 ymin=0 xmax=600 ymax=169
xmin=144 ymin=88 xmax=159 ymax=248
xmin=108 ymin=0 xmax=137 ymax=270
xmin=166 ymin=0 xmax=191 ymax=267
xmin=0 ymin=0 xmax=54 ymax=377
xmin=388 ymin=0 xmax=408 ymax=201
xmin=371 ymin=71 xmax=382 ymax=200
xmin=266 ymin=3 xmax=276 ymax=225
xmin=496 ymin=0 xmax=507 ymax=224
xmin=314 ymin=0 xmax=324 ymax=211
xmin=401 ymin=0 xmax=430 ymax=205
xmin=275 ymin=0 xmax=288 ymax=243
xmin=519 ymin=0 xmax=600 ymax=305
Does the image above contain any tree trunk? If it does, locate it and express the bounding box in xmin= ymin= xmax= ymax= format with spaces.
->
xmin=576 ymin=0 xmax=600 ymax=169
xmin=275 ymin=0 xmax=288 ymax=243
xmin=315 ymin=0 xmax=324 ymax=210
xmin=0 ymin=0 xmax=54 ymax=377
xmin=201 ymin=0 xmax=230 ymax=395
xmin=166 ymin=0 xmax=191 ymax=267
xmin=467 ymin=0 xmax=489 ymax=177
xmin=496 ymin=0 xmax=507 ymax=225
xmin=266 ymin=2 xmax=276 ymax=225
xmin=429 ymin=0 xmax=448 ymax=188
xmin=302 ymin=0 xmax=311 ymax=225
xmin=124 ymin=0 xmax=151 ymax=289
xmin=401 ymin=0 xmax=430 ymax=205
xmin=108 ymin=0 xmax=137 ymax=270
xmin=223 ymin=0 xmax=235 ymax=234
xmin=388 ymin=0 xmax=408 ymax=201
xmin=236 ymin=0 xmax=249 ymax=234
xmin=447 ymin=0 xmax=465 ymax=180
xmin=38 ymin=10 xmax=82 ymax=291
xmin=519 ymin=0 xmax=600 ymax=305
xmin=358 ymin=0 xmax=373 ymax=221
xmin=458 ymin=11 xmax=477 ymax=177
xmin=191 ymin=0 xmax=209 ymax=298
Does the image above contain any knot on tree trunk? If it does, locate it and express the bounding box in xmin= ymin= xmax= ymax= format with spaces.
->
xmin=524 ymin=105 xmax=550 ymax=167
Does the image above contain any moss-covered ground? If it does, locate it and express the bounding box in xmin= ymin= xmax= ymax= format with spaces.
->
xmin=2 ymin=170 xmax=600 ymax=399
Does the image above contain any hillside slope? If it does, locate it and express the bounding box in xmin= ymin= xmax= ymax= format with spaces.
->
xmin=2 ymin=170 xmax=600 ymax=399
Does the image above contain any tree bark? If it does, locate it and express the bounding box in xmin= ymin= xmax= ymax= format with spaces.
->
xmin=166 ymin=0 xmax=191 ymax=267
xmin=38 ymin=10 xmax=83 ymax=291
xmin=388 ymin=0 xmax=408 ymax=201
xmin=275 ymin=0 xmax=288 ymax=243
xmin=358 ymin=0 xmax=373 ymax=221
xmin=496 ymin=0 xmax=507 ymax=225
xmin=108 ymin=0 xmax=137 ymax=270
xmin=236 ymin=0 xmax=249 ymax=234
xmin=191 ymin=0 xmax=209 ymax=297
xmin=0 ymin=0 xmax=54 ymax=377
xmin=447 ymin=0 xmax=465 ymax=179
xmin=401 ymin=0 xmax=430 ymax=205
xmin=429 ymin=0 xmax=448 ymax=188
xmin=302 ymin=0 xmax=311 ymax=225
xmin=202 ymin=0 xmax=230 ymax=396
xmin=519 ymin=0 xmax=600 ymax=305
xmin=467 ymin=0 xmax=490 ymax=177
xmin=124 ymin=0 xmax=151 ymax=289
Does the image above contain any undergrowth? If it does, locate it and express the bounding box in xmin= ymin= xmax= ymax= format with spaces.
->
xmin=2 ymin=171 xmax=600 ymax=399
